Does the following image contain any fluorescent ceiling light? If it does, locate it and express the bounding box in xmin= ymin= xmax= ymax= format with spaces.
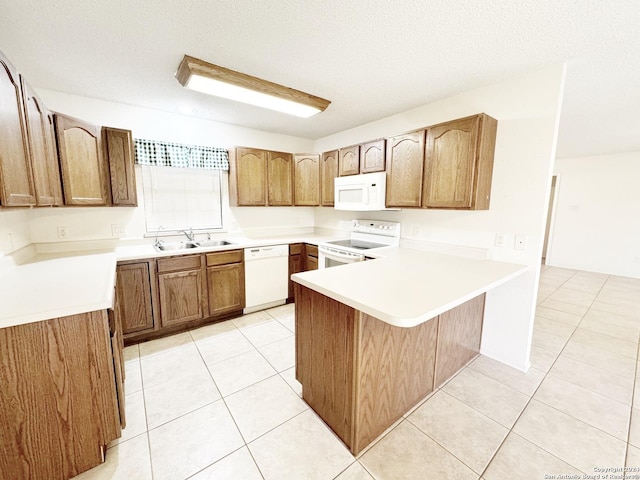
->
xmin=176 ymin=55 xmax=330 ymax=118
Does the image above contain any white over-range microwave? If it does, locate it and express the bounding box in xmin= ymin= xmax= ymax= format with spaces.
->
xmin=334 ymin=172 xmax=388 ymax=211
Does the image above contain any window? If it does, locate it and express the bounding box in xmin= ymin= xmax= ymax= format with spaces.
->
xmin=141 ymin=166 xmax=223 ymax=233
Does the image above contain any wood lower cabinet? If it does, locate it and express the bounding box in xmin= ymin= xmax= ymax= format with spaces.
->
xmin=21 ymin=77 xmax=63 ymax=206
xmin=0 ymin=310 xmax=122 ymax=480
xmin=288 ymin=243 xmax=304 ymax=301
xmin=55 ymin=113 xmax=111 ymax=206
xmin=103 ymin=127 xmax=137 ymax=206
xmin=305 ymin=243 xmax=318 ymax=271
xmin=360 ymin=139 xmax=385 ymax=173
xmin=320 ymin=150 xmax=338 ymax=206
xmin=116 ymin=261 xmax=156 ymax=336
xmin=338 ymin=145 xmax=360 ymax=176
xmin=293 ymin=153 xmax=320 ymax=206
xmin=0 ymin=51 xmax=36 ymax=206
xmin=385 ymin=130 xmax=425 ymax=207
xmin=295 ymin=284 xmax=485 ymax=455
xmin=157 ymin=254 xmax=207 ymax=327
xmin=206 ymin=250 xmax=245 ymax=317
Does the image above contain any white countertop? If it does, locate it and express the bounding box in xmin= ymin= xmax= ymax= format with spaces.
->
xmin=0 ymin=233 xmax=526 ymax=331
xmin=0 ymin=233 xmax=341 ymax=329
xmin=292 ymin=248 xmax=528 ymax=328
xmin=0 ymin=250 xmax=117 ymax=329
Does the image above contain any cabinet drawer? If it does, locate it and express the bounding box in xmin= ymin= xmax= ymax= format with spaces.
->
xmin=206 ymin=250 xmax=243 ymax=267
xmin=157 ymin=254 xmax=202 ymax=273
xmin=305 ymin=244 xmax=318 ymax=257
xmin=289 ymin=243 xmax=303 ymax=255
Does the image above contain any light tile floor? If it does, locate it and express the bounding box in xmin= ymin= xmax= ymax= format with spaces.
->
xmin=73 ymin=267 xmax=640 ymax=480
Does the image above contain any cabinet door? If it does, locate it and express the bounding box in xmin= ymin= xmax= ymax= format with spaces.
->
xmin=207 ymin=262 xmax=245 ymax=317
xmin=0 ymin=52 xmax=35 ymax=206
xmin=385 ymin=131 xmax=425 ymax=207
xmin=423 ymin=115 xmax=480 ymax=209
xmin=116 ymin=262 xmax=154 ymax=335
xmin=288 ymin=252 xmax=303 ymax=300
xmin=104 ymin=127 xmax=137 ymax=206
xmin=158 ymin=268 xmax=205 ymax=326
xmin=338 ymin=145 xmax=360 ymax=176
xmin=360 ymin=139 xmax=385 ymax=173
xmin=236 ymin=148 xmax=266 ymax=205
xmin=267 ymin=151 xmax=293 ymax=206
xmin=44 ymin=112 xmax=64 ymax=206
xmin=55 ymin=114 xmax=110 ymax=205
xmin=294 ymin=153 xmax=320 ymax=206
xmin=320 ymin=150 xmax=338 ymax=206
xmin=21 ymin=77 xmax=63 ymax=207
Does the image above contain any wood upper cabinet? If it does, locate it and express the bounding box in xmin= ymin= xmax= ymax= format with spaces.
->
xmin=360 ymin=139 xmax=385 ymax=173
xmin=116 ymin=261 xmax=155 ymax=336
xmin=55 ymin=113 xmax=111 ymax=206
xmin=267 ymin=151 xmax=293 ymax=206
xmin=206 ymin=250 xmax=245 ymax=317
xmin=157 ymin=255 xmax=206 ymax=327
xmin=320 ymin=150 xmax=338 ymax=206
xmin=104 ymin=127 xmax=137 ymax=206
xmin=385 ymin=130 xmax=425 ymax=207
xmin=423 ymin=114 xmax=497 ymax=210
xmin=21 ymin=77 xmax=63 ymax=207
xmin=293 ymin=153 xmax=320 ymax=206
xmin=232 ymin=147 xmax=293 ymax=206
xmin=338 ymin=145 xmax=360 ymax=176
xmin=0 ymin=51 xmax=36 ymax=206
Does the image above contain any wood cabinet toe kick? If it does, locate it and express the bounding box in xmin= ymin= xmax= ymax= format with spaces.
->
xmin=294 ymin=283 xmax=485 ymax=455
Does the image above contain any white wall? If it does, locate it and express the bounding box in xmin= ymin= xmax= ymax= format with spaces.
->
xmin=314 ymin=65 xmax=567 ymax=371
xmin=548 ymin=152 xmax=640 ymax=278
xmin=0 ymin=210 xmax=31 ymax=257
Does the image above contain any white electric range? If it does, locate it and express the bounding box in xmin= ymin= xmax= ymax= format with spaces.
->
xmin=318 ymin=220 xmax=401 ymax=268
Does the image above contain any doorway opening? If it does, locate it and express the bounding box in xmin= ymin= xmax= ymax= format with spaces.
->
xmin=542 ymin=175 xmax=558 ymax=264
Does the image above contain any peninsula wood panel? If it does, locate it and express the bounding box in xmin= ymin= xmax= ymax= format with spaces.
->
xmin=338 ymin=145 xmax=360 ymax=176
xmin=352 ymin=313 xmax=438 ymax=454
xmin=0 ymin=51 xmax=36 ymax=206
xmin=360 ymin=139 xmax=386 ymax=173
xmin=434 ymin=293 xmax=485 ymax=386
xmin=385 ymin=130 xmax=425 ymax=207
xmin=295 ymin=284 xmax=355 ymax=445
xmin=320 ymin=150 xmax=338 ymax=206
xmin=293 ymin=153 xmax=320 ymax=206
xmin=0 ymin=310 xmax=120 ymax=480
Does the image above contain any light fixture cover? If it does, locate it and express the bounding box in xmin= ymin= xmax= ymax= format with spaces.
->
xmin=176 ymin=55 xmax=330 ymax=118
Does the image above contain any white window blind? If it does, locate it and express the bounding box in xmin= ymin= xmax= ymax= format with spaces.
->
xmin=141 ymin=166 xmax=223 ymax=233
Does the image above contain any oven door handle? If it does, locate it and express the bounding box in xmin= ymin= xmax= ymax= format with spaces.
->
xmin=319 ymin=247 xmax=364 ymax=262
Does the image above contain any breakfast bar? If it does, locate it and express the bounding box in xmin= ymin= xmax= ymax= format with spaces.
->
xmin=291 ymin=249 xmax=527 ymax=455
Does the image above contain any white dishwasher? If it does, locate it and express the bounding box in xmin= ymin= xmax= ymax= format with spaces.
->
xmin=243 ymin=244 xmax=289 ymax=314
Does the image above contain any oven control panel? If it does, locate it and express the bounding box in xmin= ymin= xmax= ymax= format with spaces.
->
xmin=352 ymin=220 xmax=401 ymax=238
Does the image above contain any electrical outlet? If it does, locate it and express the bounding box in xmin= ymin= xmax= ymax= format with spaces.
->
xmin=514 ymin=234 xmax=527 ymax=251
xmin=57 ymin=227 xmax=67 ymax=239
xmin=111 ymin=224 xmax=126 ymax=236
xmin=494 ymin=234 xmax=505 ymax=247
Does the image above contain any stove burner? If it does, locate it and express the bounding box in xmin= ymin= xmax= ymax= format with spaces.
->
xmin=325 ymin=239 xmax=387 ymax=250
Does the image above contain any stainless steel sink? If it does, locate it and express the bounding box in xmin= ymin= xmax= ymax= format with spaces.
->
xmin=195 ymin=239 xmax=234 ymax=247
xmin=154 ymin=241 xmax=199 ymax=252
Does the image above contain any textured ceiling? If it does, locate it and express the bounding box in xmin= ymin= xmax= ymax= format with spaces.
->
xmin=1 ymin=0 xmax=639 ymax=158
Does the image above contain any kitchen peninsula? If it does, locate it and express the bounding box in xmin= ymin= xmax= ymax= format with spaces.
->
xmin=292 ymin=249 xmax=526 ymax=455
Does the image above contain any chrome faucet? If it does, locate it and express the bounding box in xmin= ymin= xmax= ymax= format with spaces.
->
xmin=180 ymin=228 xmax=195 ymax=242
